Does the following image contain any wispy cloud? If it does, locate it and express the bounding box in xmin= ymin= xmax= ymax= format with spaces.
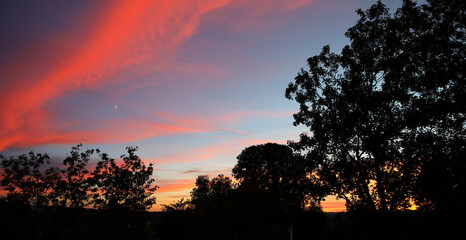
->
xmin=0 ymin=0 xmax=231 ymax=151
xmin=156 ymin=178 xmax=196 ymax=193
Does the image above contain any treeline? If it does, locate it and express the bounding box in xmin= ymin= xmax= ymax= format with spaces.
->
xmin=158 ymin=143 xmax=325 ymax=240
xmin=0 ymin=144 xmax=156 ymax=211
xmin=0 ymin=145 xmax=157 ymax=240
xmin=0 ymin=143 xmax=320 ymax=239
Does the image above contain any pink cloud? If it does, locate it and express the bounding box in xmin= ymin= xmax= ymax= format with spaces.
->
xmin=0 ymin=0 xmax=231 ymax=151
xmin=148 ymin=137 xmax=287 ymax=166
xmin=0 ymin=0 xmax=311 ymax=151
xmin=0 ymin=118 xmax=210 ymax=151
xmin=200 ymin=0 xmax=314 ymax=35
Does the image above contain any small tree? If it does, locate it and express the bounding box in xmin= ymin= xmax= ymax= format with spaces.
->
xmin=90 ymin=146 xmax=157 ymax=211
xmin=51 ymin=144 xmax=95 ymax=208
xmin=161 ymin=198 xmax=191 ymax=212
xmin=233 ymin=143 xmax=324 ymax=212
xmin=190 ymin=174 xmax=233 ymax=213
xmin=0 ymin=152 xmax=59 ymax=207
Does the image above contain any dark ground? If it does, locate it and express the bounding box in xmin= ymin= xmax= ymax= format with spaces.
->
xmin=1 ymin=202 xmax=463 ymax=240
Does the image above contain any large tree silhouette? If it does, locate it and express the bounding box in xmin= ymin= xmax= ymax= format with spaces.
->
xmin=397 ymin=0 xmax=466 ymax=211
xmin=286 ymin=0 xmax=465 ymax=212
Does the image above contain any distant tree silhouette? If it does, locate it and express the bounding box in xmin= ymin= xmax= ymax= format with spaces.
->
xmin=90 ymin=146 xmax=157 ymax=211
xmin=233 ymin=143 xmax=325 ymax=212
xmin=161 ymin=172 xmax=298 ymax=240
xmin=159 ymin=174 xmax=238 ymax=240
xmin=0 ymin=152 xmax=59 ymax=207
xmin=161 ymin=198 xmax=191 ymax=212
xmin=50 ymin=144 xmax=94 ymax=208
xmin=171 ymin=145 xmax=326 ymax=239
xmin=285 ymin=0 xmax=465 ymax=212
xmin=190 ymin=174 xmax=234 ymax=213
xmin=1 ymin=145 xmax=158 ymax=213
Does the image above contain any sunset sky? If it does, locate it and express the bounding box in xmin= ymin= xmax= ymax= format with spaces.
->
xmin=0 ymin=0 xmax=403 ymax=211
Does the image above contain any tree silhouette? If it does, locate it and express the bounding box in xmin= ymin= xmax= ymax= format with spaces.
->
xmin=90 ymin=146 xmax=157 ymax=211
xmin=397 ymin=0 xmax=466 ymax=211
xmin=51 ymin=144 xmax=94 ymax=208
xmin=0 ymin=145 xmax=158 ymax=212
xmin=161 ymin=198 xmax=191 ymax=212
xmin=233 ymin=143 xmax=324 ymax=212
xmin=160 ymin=174 xmax=237 ymax=239
xmin=0 ymin=152 xmax=59 ymax=207
xmin=285 ymin=0 xmax=465 ymax=212
xmin=190 ymin=174 xmax=234 ymax=213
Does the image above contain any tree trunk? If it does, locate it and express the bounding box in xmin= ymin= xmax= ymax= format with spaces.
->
xmin=374 ymin=154 xmax=388 ymax=212
xmin=359 ymin=169 xmax=377 ymax=212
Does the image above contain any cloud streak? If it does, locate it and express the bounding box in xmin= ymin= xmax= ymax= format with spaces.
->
xmin=0 ymin=0 xmax=231 ymax=151
xmin=156 ymin=179 xmax=196 ymax=193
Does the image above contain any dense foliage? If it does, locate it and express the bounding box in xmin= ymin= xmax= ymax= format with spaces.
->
xmin=0 ymin=144 xmax=157 ymax=211
xmin=285 ymin=0 xmax=465 ymax=212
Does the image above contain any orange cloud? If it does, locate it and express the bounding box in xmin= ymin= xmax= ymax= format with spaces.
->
xmin=156 ymin=179 xmax=195 ymax=193
xmin=0 ymin=189 xmax=8 ymax=196
xmin=0 ymin=117 xmax=209 ymax=151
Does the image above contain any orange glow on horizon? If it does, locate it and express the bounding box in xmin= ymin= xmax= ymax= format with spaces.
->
xmin=321 ymin=196 xmax=347 ymax=212
xmin=157 ymin=179 xmax=196 ymax=193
